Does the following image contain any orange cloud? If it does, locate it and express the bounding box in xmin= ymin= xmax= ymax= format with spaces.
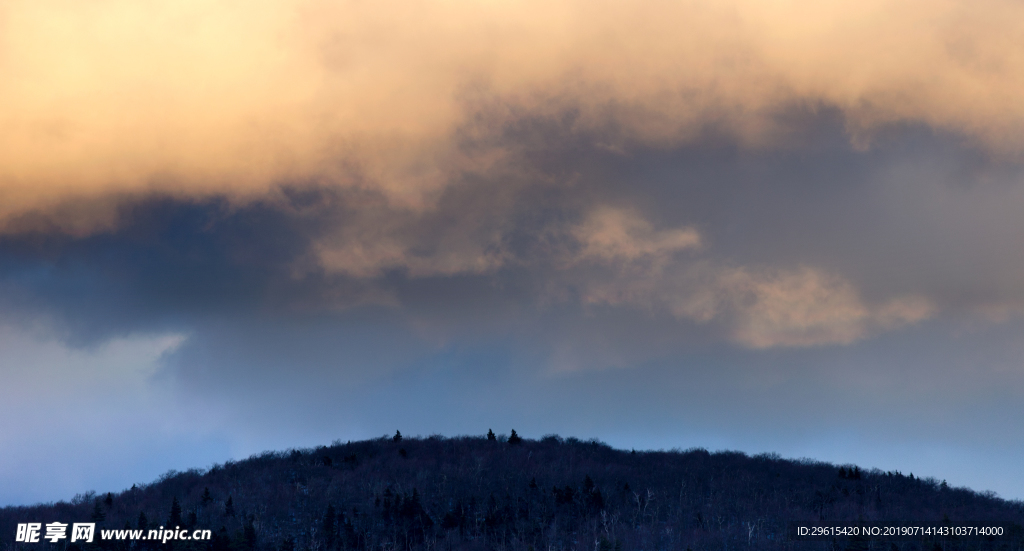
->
xmin=573 ymin=207 xmax=701 ymax=264
xmin=2 ymin=0 xmax=1024 ymax=233
xmin=711 ymin=268 xmax=935 ymax=348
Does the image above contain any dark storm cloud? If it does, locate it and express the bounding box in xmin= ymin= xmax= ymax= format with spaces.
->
xmin=0 ymin=194 xmax=322 ymax=340
xmin=4 ymin=110 xmax=1022 ymax=349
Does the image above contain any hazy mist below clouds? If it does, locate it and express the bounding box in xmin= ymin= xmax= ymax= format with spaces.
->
xmin=6 ymin=304 xmax=1024 ymax=504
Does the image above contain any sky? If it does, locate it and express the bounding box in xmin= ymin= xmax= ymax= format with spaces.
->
xmin=3 ymin=0 xmax=1024 ymax=505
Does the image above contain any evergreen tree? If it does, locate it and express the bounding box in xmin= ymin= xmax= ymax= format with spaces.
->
xmin=104 ymin=493 xmax=113 ymax=508
xmin=201 ymin=487 xmax=213 ymax=506
xmin=91 ymin=500 xmax=106 ymax=523
xmin=225 ymin=496 xmax=235 ymax=517
xmin=487 ymin=429 xmax=496 ymax=441
xmin=242 ymin=518 xmax=257 ymax=551
xmin=212 ymin=528 xmax=230 ymax=551
xmin=323 ymin=504 xmax=337 ymax=550
xmin=508 ymin=429 xmax=522 ymax=445
xmin=168 ymin=497 xmax=183 ymax=527
xmin=137 ymin=512 xmax=149 ymax=531
xmin=392 ymin=430 xmax=402 ymax=443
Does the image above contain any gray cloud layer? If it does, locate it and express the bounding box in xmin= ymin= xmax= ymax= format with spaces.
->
xmin=1 ymin=116 xmax=1017 ymax=350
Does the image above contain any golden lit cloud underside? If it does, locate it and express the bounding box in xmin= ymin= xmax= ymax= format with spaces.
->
xmin=2 ymin=0 xmax=1023 ymax=222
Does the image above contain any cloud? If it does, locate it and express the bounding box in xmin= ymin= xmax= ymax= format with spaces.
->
xmin=553 ymin=207 xmax=936 ymax=348
xmin=710 ymin=267 xmax=935 ymax=348
xmin=4 ymin=0 xmax=1024 ymax=233
xmin=0 ymin=179 xmax=941 ymax=350
xmin=582 ymin=261 xmax=936 ymax=349
xmin=0 ymin=0 xmax=1001 ymax=347
xmin=572 ymin=206 xmax=701 ymax=264
xmin=0 ymin=323 xmax=209 ymax=504
xmin=311 ymin=188 xmax=512 ymax=279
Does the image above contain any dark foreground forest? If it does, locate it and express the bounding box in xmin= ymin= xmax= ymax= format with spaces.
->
xmin=3 ymin=433 xmax=1023 ymax=551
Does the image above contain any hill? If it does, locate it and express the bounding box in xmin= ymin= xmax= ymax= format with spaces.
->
xmin=3 ymin=433 xmax=1023 ymax=551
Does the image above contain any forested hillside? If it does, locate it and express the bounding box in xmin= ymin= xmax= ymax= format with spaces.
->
xmin=3 ymin=433 xmax=1022 ymax=551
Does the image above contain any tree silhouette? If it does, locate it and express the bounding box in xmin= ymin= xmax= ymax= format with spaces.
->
xmin=242 ymin=517 xmax=257 ymax=551
xmin=90 ymin=500 xmax=106 ymax=522
xmin=168 ymin=496 xmax=183 ymax=526
xmin=322 ymin=504 xmax=337 ymax=550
